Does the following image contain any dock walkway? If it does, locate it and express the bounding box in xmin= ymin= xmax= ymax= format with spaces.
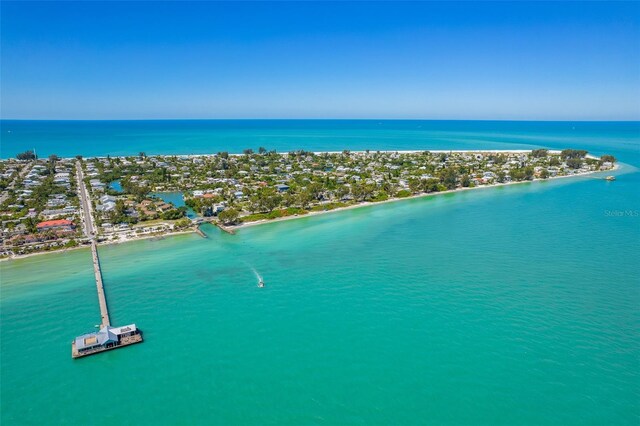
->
xmin=91 ymin=240 xmax=110 ymax=327
xmin=72 ymin=160 xmax=142 ymax=358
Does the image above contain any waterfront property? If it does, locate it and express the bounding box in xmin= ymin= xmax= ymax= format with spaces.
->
xmin=72 ymin=324 xmax=142 ymax=358
xmin=36 ymin=219 xmax=76 ymax=232
xmin=0 ymin=149 xmax=617 ymax=258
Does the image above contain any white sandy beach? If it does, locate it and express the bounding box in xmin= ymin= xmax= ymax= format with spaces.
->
xmin=0 ymin=229 xmax=197 ymax=262
xmin=83 ymin=149 xmax=598 ymax=160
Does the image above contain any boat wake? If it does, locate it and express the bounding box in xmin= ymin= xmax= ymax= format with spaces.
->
xmin=242 ymin=260 xmax=265 ymax=288
xmin=250 ymin=266 xmax=264 ymax=288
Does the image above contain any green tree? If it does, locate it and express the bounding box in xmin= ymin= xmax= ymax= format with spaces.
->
xmin=493 ymin=154 xmax=507 ymax=165
xmin=561 ymin=149 xmax=588 ymax=159
xmin=64 ymin=239 xmax=79 ymax=248
xmin=381 ymin=181 xmax=397 ymax=197
xmin=566 ymin=158 xmax=582 ymax=169
xmin=296 ymin=189 xmax=314 ymax=209
xmin=439 ymin=167 xmax=459 ymax=190
xmin=307 ymin=182 xmax=324 ymax=200
xmin=16 ymin=150 xmax=36 ymax=161
xmin=281 ymin=192 xmax=296 ymax=207
xmin=510 ymin=168 xmax=525 ymax=181
xmin=523 ymin=166 xmax=535 ymax=180
xmin=250 ymin=187 xmax=282 ymax=213
xmin=334 ymin=186 xmax=349 ymax=201
xmin=24 ymin=217 xmax=38 ymax=233
xmin=264 ymin=191 xmax=282 ymax=212
xmin=218 ymin=208 xmax=240 ymax=225
xmin=422 ymin=178 xmax=440 ymax=193
xmin=162 ymin=208 xmax=186 ymax=220
xmin=174 ymin=218 xmax=192 ymax=229
xmin=408 ymin=178 xmax=421 ymax=194
xmin=350 ymin=181 xmax=376 ymax=201
xmin=600 ymin=155 xmax=616 ymax=163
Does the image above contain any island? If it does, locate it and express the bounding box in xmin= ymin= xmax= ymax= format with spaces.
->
xmin=0 ymin=148 xmax=617 ymax=259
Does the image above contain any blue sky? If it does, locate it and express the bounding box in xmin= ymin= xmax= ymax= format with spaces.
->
xmin=1 ymin=1 xmax=639 ymax=120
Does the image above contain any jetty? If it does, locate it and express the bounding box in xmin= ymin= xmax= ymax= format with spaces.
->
xmin=194 ymin=225 xmax=207 ymax=238
xmin=213 ymin=220 xmax=236 ymax=235
xmin=72 ymin=161 xmax=143 ymax=359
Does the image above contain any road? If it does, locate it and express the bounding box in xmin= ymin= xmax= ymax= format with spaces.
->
xmin=75 ymin=161 xmax=96 ymax=239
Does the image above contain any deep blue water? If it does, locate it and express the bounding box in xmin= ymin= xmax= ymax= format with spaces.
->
xmin=1 ymin=120 xmax=639 ymax=163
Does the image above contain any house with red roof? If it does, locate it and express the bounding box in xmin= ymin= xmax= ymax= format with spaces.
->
xmin=36 ymin=219 xmax=76 ymax=232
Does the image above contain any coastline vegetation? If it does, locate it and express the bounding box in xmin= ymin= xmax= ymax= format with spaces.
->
xmin=1 ymin=149 xmax=616 ymax=258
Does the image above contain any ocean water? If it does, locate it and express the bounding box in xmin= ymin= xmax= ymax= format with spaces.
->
xmin=1 ymin=119 xmax=639 ymax=159
xmin=1 ymin=121 xmax=639 ymax=425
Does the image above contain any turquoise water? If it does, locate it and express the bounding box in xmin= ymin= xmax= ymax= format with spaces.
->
xmin=1 ymin=121 xmax=639 ymax=425
xmin=1 ymin=119 xmax=639 ymax=158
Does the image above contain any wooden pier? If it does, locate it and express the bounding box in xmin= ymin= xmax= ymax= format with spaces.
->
xmin=91 ymin=240 xmax=110 ymax=327
xmin=72 ymin=239 xmax=144 ymax=358
xmin=72 ymin=162 xmax=143 ymax=358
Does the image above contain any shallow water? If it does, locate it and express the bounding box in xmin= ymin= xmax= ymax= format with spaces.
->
xmin=1 ymin=121 xmax=639 ymax=425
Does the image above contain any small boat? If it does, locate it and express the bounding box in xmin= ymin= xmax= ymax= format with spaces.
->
xmin=258 ymin=279 xmax=265 ymax=288
xmin=605 ymin=176 xmax=616 ymax=181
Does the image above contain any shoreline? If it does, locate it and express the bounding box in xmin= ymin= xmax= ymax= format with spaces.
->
xmin=0 ymin=229 xmax=196 ymax=262
xmin=228 ymin=166 xmax=617 ymax=231
xmin=15 ymin=149 xmax=596 ymax=161
xmin=1 ymin=160 xmax=618 ymax=263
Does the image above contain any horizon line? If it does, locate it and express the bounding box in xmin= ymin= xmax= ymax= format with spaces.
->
xmin=2 ymin=118 xmax=639 ymax=123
